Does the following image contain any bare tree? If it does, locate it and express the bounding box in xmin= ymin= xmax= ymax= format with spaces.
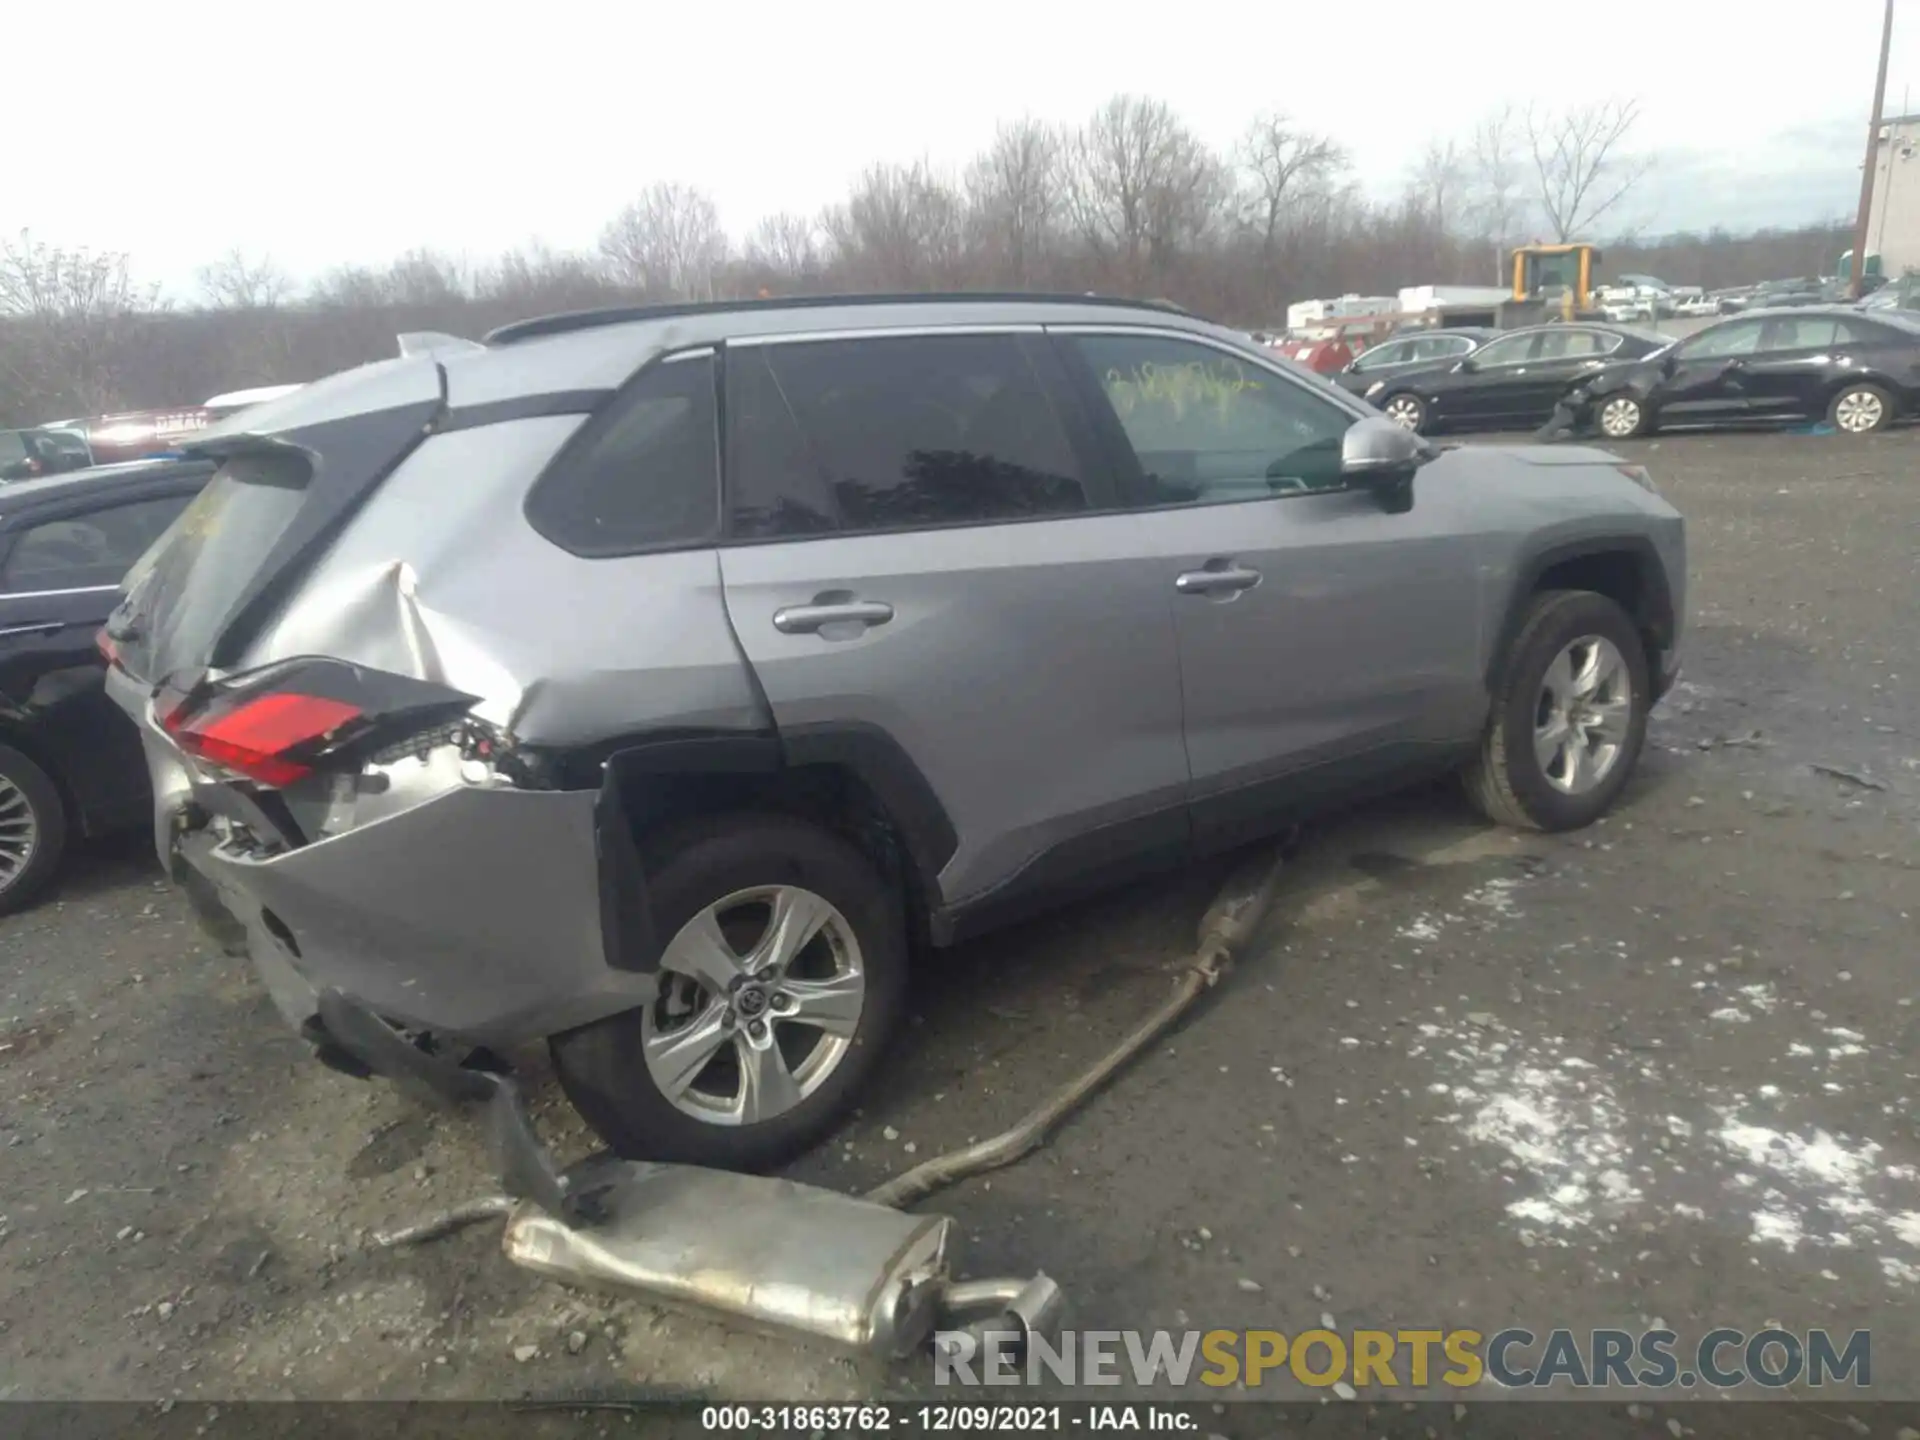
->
xmin=965 ymin=118 xmax=1063 ymax=286
xmin=745 ymin=212 xmax=825 ymax=280
xmin=599 ymin=182 xmax=730 ymax=300
xmin=823 ymin=162 xmax=967 ymax=289
xmin=382 ymin=249 xmax=471 ymax=308
xmin=1466 ymin=106 xmax=1527 ymax=282
xmin=0 ymin=230 xmax=154 ymax=320
xmin=1406 ymin=139 xmax=1464 ymax=236
xmin=307 ymin=264 xmax=394 ymax=309
xmin=196 ymin=249 xmax=294 ymax=310
xmin=477 ymin=242 xmax=620 ymax=311
xmin=0 ymin=230 xmax=160 ymax=421
xmin=1065 ymin=96 xmax=1225 ymax=285
xmin=1235 ymin=113 xmax=1346 ymax=254
xmin=1524 ymin=99 xmax=1651 ymax=242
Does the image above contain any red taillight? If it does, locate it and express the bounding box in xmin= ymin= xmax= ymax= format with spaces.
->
xmin=164 ymin=693 xmax=363 ymax=787
xmin=95 ymin=628 xmax=119 ymax=667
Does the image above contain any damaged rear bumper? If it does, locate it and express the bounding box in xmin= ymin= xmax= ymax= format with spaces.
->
xmin=171 ymin=781 xmax=658 ymax=1047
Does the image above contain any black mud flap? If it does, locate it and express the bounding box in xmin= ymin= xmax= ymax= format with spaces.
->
xmin=594 ymin=774 xmax=658 ymax=974
xmin=315 ymin=987 xmax=599 ymax=1225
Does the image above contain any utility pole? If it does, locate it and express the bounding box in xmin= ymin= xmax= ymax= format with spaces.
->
xmin=1851 ymin=0 xmax=1897 ymax=298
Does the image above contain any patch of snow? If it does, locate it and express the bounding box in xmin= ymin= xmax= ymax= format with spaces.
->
xmin=1399 ymin=916 xmax=1443 ymax=942
xmin=1462 ymin=879 xmax=1522 ymax=917
xmin=1710 ymin=1007 xmax=1750 ymax=1023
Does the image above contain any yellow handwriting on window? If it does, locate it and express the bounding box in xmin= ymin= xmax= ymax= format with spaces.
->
xmin=1105 ymin=360 xmax=1257 ymax=423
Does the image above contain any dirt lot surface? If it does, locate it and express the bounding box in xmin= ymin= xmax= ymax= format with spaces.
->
xmin=2 ymin=430 xmax=1917 ymax=1417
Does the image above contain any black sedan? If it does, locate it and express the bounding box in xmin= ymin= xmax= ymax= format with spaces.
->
xmin=0 ymin=456 xmax=213 ymax=912
xmin=1332 ymin=327 xmax=1497 ymax=397
xmin=1367 ymin=324 xmax=1673 ymax=434
xmin=1553 ymin=307 xmax=1920 ymax=439
xmin=1 ymin=427 xmax=95 ymax=483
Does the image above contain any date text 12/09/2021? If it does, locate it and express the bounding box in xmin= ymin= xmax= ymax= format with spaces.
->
xmin=700 ymin=1404 xmax=1195 ymax=1431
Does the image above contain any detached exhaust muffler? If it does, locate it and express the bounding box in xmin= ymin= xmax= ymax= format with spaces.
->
xmin=500 ymin=1155 xmax=1060 ymax=1358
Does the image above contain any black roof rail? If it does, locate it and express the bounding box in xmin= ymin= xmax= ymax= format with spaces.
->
xmin=484 ymin=291 xmax=1194 ymax=345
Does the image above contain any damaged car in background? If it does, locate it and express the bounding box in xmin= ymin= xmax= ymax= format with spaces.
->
xmin=1547 ymin=307 xmax=1920 ymax=439
xmin=101 ymin=293 xmax=1687 ymax=1176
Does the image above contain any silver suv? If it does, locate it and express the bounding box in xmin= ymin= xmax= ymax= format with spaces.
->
xmin=103 ymin=294 xmax=1686 ymax=1171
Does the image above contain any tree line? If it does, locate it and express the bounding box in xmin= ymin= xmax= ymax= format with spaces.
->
xmin=0 ymin=94 xmax=1851 ymax=427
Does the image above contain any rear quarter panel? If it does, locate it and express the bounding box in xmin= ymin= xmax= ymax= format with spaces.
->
xmin=233 ymin=416 xmax=768 ymax=748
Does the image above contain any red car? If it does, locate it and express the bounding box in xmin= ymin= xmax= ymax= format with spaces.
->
xmin=1272 ymin=335 xmax=1358 ymax=374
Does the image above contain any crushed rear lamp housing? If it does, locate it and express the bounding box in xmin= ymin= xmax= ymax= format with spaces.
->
xmin=162 ymin=692 xmax=363 ymax=788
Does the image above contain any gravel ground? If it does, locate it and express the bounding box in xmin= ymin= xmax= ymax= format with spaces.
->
xmin=1 ymin=429 xmax=1916 ymax=1410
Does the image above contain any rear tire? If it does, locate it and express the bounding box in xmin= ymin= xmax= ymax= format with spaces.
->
xmin=550 ymin=812 xmax=907 ymax=1172
xmin=0 ymin=743 xmax=68 ymax=917
xmin=1463 ymin=591 xmax=1651 ymax=832
xmin=1828 ymin=381 xmax=1894 ymax=434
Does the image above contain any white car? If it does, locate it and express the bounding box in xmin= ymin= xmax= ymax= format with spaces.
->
xmin=1600 ymin=296 xmax=1655 ymax=323
xmin=1673 ymin=295 xmax=1724 ymax=318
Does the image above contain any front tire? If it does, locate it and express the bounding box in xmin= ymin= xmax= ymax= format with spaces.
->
xmin=550 ymin=812 xmax=907 ymax=1172
xmin=1463 ymin=591 xmax=1651 ymax=832
xmin=1381 ymin=392 xmax=1429 ymax=433
xmin=1829 ymin=382 xmax=1894 ymax=434
xmin=0 ymin=743 xmax=68 ymax=917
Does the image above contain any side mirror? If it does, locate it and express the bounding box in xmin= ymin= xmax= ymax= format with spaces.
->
xmin=1341 ymin=416 xmax=1431 ymax=512
xmin=1452 ymin=357 xmax=1476 ymax=374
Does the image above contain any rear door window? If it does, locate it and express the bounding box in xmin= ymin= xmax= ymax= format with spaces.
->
xmin=1683 ymin=320 xmax=1765 ymax=358
xmin=1 ymin=494 xmax=195 ymax=593
xmin=1468 ymin=333 xmax=1539 ymax=367
xmin=1759 ymin=317 xmax=1841 ymax=352
xmin=1535 ymin=329 xmax=1614 ymax=359
xmin=1353 ymin=340 xmax=1413 ymax=372
xmin=525 ymin=351 xmax=719 ymax=555
xmin=725 ymin=333 xmax=1088 ymax=538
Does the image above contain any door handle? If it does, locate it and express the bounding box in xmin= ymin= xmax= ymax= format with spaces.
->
xmin=772 ymin=600 xmax=895 ymax=635
xmin=0 ymin=620 xmax=66 ymax=640
xmin=1175 ymin=566 xmax=1262 ymax=596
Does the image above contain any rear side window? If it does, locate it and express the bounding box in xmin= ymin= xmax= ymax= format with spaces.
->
xmin=526 ymin=352 xmax=719 ymax=555
xmin=726 ymin=334 xmax=1087 ymax=539
xmin=1 ymin=494 xmax=194 ymax=593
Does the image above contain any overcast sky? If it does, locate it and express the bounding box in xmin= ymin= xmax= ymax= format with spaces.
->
xmin=8 ymin=0 xmax=1917 ymax=296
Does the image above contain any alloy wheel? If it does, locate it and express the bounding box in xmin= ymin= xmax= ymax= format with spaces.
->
xmin=1533 ymin=635 xmax=1633 ymax=796
xmin=0 ymin=774 xmax=38 ymax=893
xmin=1598 ymin=397 xmax=1643 ymax=438
xmin=639 ymin=884 xmax=866 ymax=1125
xmin=1834 ymin=389 xmax=1885 ymax=434
xmin=1384 ymin=395 xmax=1423 ymax=431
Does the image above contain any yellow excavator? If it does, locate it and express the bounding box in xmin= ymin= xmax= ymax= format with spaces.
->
xmin=1507 ymin=242 xmax=1605 ymax=324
